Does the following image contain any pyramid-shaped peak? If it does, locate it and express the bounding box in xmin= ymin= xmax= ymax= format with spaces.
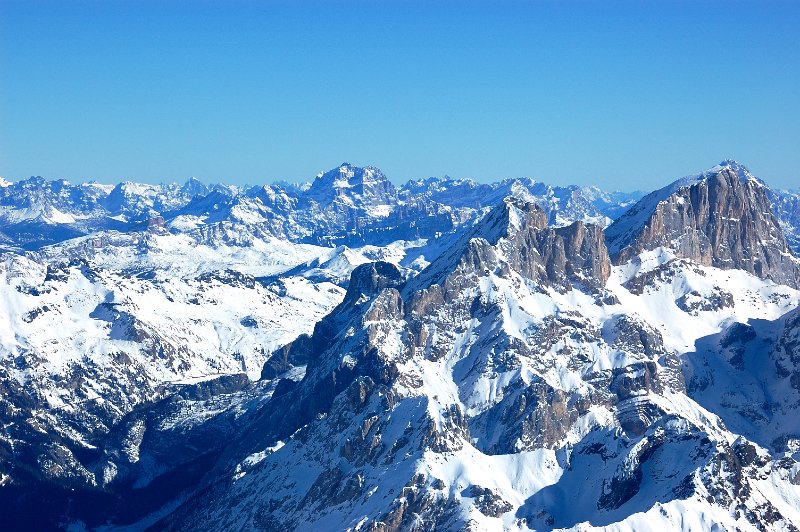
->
xmin=181 ymin=176 xmax=209 ymax=196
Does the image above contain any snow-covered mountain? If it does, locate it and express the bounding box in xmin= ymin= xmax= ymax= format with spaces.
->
xmin=0 ymin=164 xmax=644 ymax=253
xmin=2 ymin=161 xmax=800 ymax=531
xmin=0 ymin=176 xmax=214 ymax=251
xmin=0 ymin=231 xmax=345 ymax=497
xmin=150 ymin=191 xmax=800 ymax=532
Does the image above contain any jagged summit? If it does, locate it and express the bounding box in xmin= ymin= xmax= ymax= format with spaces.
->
xmin=476 ymin=196 xmax=550 ymax=242
xmin=180 ymin=176 xmax=209 ymax=197
xmin=717 ymin=158 xmax=757 ymax=179
xmin=307 ymin=163 xmax=395 ymax=201
xmin=407 ymin=196 xmax=611 ymax=296
xmin=662 ymin=160 xmax=761 ymax=193
xmin=605 ymin=161 xmax=800 ymax=287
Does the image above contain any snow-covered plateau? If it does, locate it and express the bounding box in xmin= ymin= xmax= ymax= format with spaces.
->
xmin=1 ymin=161 xmax=800 ymax=531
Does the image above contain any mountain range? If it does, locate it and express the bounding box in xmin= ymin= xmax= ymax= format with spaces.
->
xmin=1 ymin=161 xmax=800 ymax=531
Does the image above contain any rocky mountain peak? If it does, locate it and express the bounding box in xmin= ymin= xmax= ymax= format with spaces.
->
xmin=307 ymin=163 xmax=396 ymax=203
xmin=606 ymin=162 xmax=800 ymax=287
xmin=343 ymin=261 xmax=404 ymax=304
xmin=479 ymin=196 xmax=550 ymax=243
xmin=408 ymin=196 xmax=611 ymax=295
xmin=180 ymin=176 xmax=209 ymax=197
xmin=717 ymin=159 xmax=759 ymax=183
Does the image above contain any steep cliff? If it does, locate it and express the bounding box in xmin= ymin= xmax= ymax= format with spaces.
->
xmin=606 ymin=161 xmax=800 ymax=287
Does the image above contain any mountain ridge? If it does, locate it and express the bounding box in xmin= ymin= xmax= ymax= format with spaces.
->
xmin=154 ymin=191 xmax=800 ymax=531
xmin=0 ymin=166 xmax=646 ymax=251
xmin=1 ymin=161 xmax=800 ymax=530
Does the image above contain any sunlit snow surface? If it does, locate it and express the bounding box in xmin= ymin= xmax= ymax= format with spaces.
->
xmin=203 ymin=241 xmax=800 ymax=532
xmin=0 ymin=232 xmax=345 ymax=422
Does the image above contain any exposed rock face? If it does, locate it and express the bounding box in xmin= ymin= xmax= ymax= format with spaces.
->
xmin=411 ymin=197 xmax=612 ymax=295
xmin=343 ymin=261 xmax=405 ymax=304
xmin=606 ymin=162 xmax=800 ymax=287
xmin=501 ymin=197 xmax=612 ymax=290
xmin=545 ymin=221 xmax=612 ymax=289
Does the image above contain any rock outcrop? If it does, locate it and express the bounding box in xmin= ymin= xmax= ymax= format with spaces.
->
xmin=498 ymin=197 xmax=612 ymax=289
xmin=411 ymin=197 xmax=612 ymax=295
xmin=606 ymin=161 xmax=800 ymax=287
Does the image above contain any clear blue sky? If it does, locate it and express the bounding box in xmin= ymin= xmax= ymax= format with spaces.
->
xmin=1 ymin=1 xmax=799 ymax=190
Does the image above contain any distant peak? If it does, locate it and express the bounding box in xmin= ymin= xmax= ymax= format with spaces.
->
xmin=312 ymin=163 xmax=358 ymax=183
xmin=313 ymin=163 xmax=388 ymax=185
xmin=181 ymin=176 xmax=208 ymax=195
xmin=306 ymin=163 xmax=394 ymax=201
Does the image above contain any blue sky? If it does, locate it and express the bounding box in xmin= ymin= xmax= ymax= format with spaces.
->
xmin=1 ymin=1 xmax=798 ymax=190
